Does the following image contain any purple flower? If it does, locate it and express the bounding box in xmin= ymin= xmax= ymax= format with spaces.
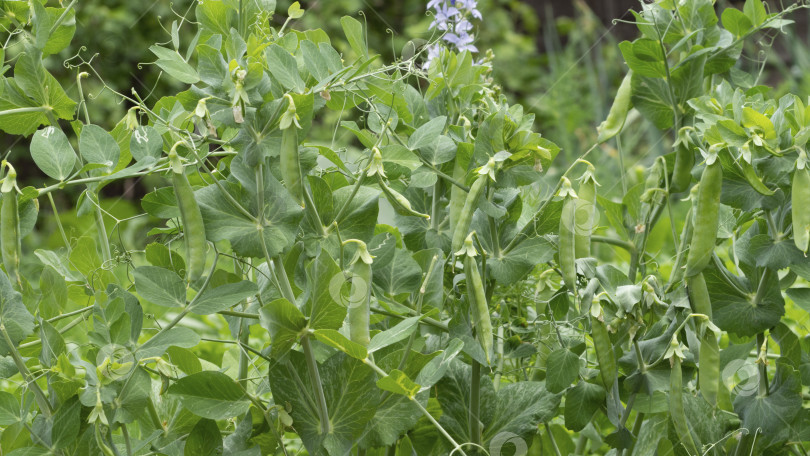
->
xmin=425 ymin=0 xmax=479 ymax=66
xmin=430 ymin=3 xmax=460 ymax=31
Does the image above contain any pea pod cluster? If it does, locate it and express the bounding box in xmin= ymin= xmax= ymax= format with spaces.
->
xmin=169 ymin=147 xmax=207 ymax=283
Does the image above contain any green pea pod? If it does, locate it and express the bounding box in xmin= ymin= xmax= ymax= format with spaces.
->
xmin=740 ymin=159 xmax=774 ymax=196
xmin=451 ymin=172 xmax=487 ymax=253
xmin=591 ymin=318 xmax=616 ymax=390
xmin=666 ymin=205 xmax=695 ymax=292
xmin=463 ymin=236 xmax=493 ymax=365
xmin=170 ymin=152 xmax=207 ymax=283
xmin=596 ymin=70 xmax=633 ymax=143
xmin=699 ymin=330 xmax=720 ymax=407
xmin=684 ymin=160 xmax=722 ymax=277
xmin=1 ymin=190 xmax=20 ymax=286
xmin=449 ymin=143 xmax=473 ymax=229
xmin=574 ymin=171 xmax=597 ymax=259
xmin=671 ymin=142 xmax=694 ymax=193
xmin=670 ymin=356 xmax=699 ymax=455
xmin=348 ymin=245 xmax=372 ymax=347
xmin=280 ymin=125 xmax=304 ymax=205
xmin=686 ymin=272 xmax=712 ymax=318
xmin=792 ymin=165 xmax=810 ymax=253
xmin=377 ymin=175 xmax=430 ymax=219
xmin=559 ymin=179 xmax=577 ymax=293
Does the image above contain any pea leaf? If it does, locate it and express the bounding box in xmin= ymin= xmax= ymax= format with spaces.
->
xmin=79 ymin=124 xmax=121 ymax=172
xmin=376 ymin=369 xmax=420 ymax=398
xmin=266 ymin=44 xmax=305 ymax=93
xmin=168 ymin=371 xmax=251 ymax=420
xmin=133 ymin=266 xmax=186 ymax=308
xmin=185 ymin=418 xmax=223 ymax=456
xmin=137 ymin=327 xmax=200 ymax=359
xmin=260 ymin=298 xmax=307 ymax=357
xmin=189 ymin=281 xmax=258 ymax=315
xmin=340 ymin=16 xmax=367 ymax=59
xmin=150 ymin=45 xmax=201 ymax=84
xmin=407 ymin=116 xmax=446 ymax=152
xmin=0 ymin=270 xmax=34 ymax=356
xmin=564 ymin=381 xmax=605 ymax=432
xmin=312 ymin=329 xmax=368 ymax=360
xmin=368 ymin=316 xmax=421 ymax=353
xmin=704 ymin=264 xmax=784 ymax=337
xmin=268 ymin=352 xmax=378 ymax=455
xmin=307 ymin=251 xmax=347 ymax=330
xmin=545 ymin=348 xmax=581 ymax=394
xmin=129 ymin=126 xmax=163 ymax=162
xmin=0 ymin=391 xmax=21 ymax=425
xmin=30 ymin=126 xmax=76 ymax=181
xmin=619 ymin=39 xmax=667 ymax=78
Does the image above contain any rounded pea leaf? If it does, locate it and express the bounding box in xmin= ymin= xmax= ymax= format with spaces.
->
xmin=0 ymin=391 xmax=21 ymax=425
xmin=189 ymin=280 xmax=258 ymax=315
xmin=130 ymin=126 xmax=163 ymax=162
xmin=79 ymin=124 xmax=120 ymax=171
xmin=184 ymin=418 xmax=223 ymax=456
xmin=133 ymin=266 xmax=186 ymax=308
xmin=168 ymin=371 xmax=251 ymax=420
xmin=30 ymin=126 xmax=76 ymax=180
xmin=545 ymin=348 xmax=580 ymax=394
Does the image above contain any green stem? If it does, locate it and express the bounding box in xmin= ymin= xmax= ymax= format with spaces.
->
xmin=545 ymin=422 xmax=563 ymax=456
xmin=493 ymin=325 xmax=504 ymax=391
xmin=756 ymin=332 xmax=769 ymax=397
xmin=94 ymin=200 xmax=112 ymax=265
xmin=47 ymin=193 xmax=70 ymax=252
xmin=301 ymin=335 xmax=331 ymax=435
xmin=217 ymin=310 xmax=259 ymax=319
xmin=20 ymin=312 xmax=90 ymax=349
xmin=0 ymin=107 xmax=47 ymax=117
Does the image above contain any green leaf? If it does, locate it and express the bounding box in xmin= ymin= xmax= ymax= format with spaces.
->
xmin=79 ymin=124 xmax=121 ymax=172
xmin=196 ymin=177 xmax=303 ymax=259
xmin=564 ymin=381 xmax=605 ymax=432
xmin=268 ymin=352 xmax=378 ymax=455
xmin=190 ymin=281 xmax=258 ymax=315
xmin=167 ymin=346 xmax=202 ymax=375
xmin=137 ymin=327 xmax=200 ymax=359
xmin=631 ymin=75 xmax=674 ymax=130
xmin=704 ymin=264 xmax=784 ymax=337
xmin=287 ymin=1 xmax=304 ymax=19
xmin=0 ymin=269 xmax=34 ymax=356
xmin=260 ymin=298 xmax=307 ymax=357
xmin=30 ymin=126 xmax=76 ymax=181
xmin=150 ymin=45 xmax=201 ymax=84
xmin=129 ymin=126 xmax=163 ymax=162
xmin=266 ymin=44 xmax=305 ymax=93
xmin=141 ymin=187 xmax=179 ymax=219
xmin=488 ymin=236 xmax=555 ymax=285
xmin=185 ymin=418 xmax=223 ymax=456
xmin=619 ymin=39 xmax=667 ymax=78
xmin=51 ymin=396 xmax=81 ymax=449
xmin=415 ymin=338 xmax=465 ymax=388
xmin=722 ymin=7 xmax=753 ymax=37
xmin=340 ymin=16 xmax=367 ymax=59
xmin=168 ymin=371 xmax=251 ymax=420
xmin=307 ymin=251 xmax=347 ymax=330
xmin=376 ymin=369 xmax=420 ymax=398
xmin=407 ymin=116 xmax=446 ymax=152
xmin=0 ymin=391 xmax=21 ymax=425
xmin=733 ymin=360 xmax=801 ymax=448
xmin=133 ymin=266 xmax=186 ymax=308
xmin=39 ymin=321 xmax=65 ymax=369
xmin=144 ymin=243 xmax=185 ymax=277
xmin=312 ymin=329 xmax=368 ymax=360
xmin=743 ymin=0 xmax=768 ymax=26
xmin=367 ymin=316 xmax=421 ymax=353
xmin=13 ymin=52 xmax=76 ymax=120
xmin=369 ymin=233 xmax=422 ymax=296
xmin=545 ymin=348 xmax=580 ymax=393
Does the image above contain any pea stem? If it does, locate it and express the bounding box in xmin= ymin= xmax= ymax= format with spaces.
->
xmin=469 ymin=360 xmax=481 ymax=448
xmin=47 ymin=193 xmax=70 ymax=253
xmin=756 ymin=332 xmax=769 ymax=397
xmin=301 ymin=334 xmax=331 ymax=435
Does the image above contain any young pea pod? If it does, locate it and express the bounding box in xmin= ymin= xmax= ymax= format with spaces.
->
xmin=669 ymin=354 xmax=700 ymax=455
xmin=684 ymin=160 xmax=722 ymax=277
xmin=686 ymin=272 xmax=712 ymax=318
xmin=377 ymin=175 xmax=430 ymax=219
xmin=666 ymin=202 xmax=695 ymax=292
xmin=671 ymin=139 xmax=695 ymax=193
xmin=792 ymin=160 xmax=810 ymax=253
xmin=591 ymin=317 xmax=616 ymax=390
xmin=169 ymin=148 xmax=207 ymax=283
xmin=558 ymin=177 xmax=577 ymax=293
xmin=347 ymin=241 xmax=373 ymax=347
xmin=574 ymin=166 xmax=597 ymax=258
xmin=280 ymin=94 xmax=304 ymax=205
xmin=596 ymin=70 xmax=633 ymax=143
xmin=448 ymin=143 xmax=473 ymax=229
xmin=460 ymin=234 xmax=493 ymax=365
xmin=451 ymin=158 xmax=495 ymax=253
xmin=1 ymin=162 xmax=20 ymax=287
xmin=699 ymin=329 xmax=720 ymax=407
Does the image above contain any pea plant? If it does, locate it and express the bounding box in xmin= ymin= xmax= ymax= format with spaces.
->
xmin=1 ymin=0 xmax=810 ymax=455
